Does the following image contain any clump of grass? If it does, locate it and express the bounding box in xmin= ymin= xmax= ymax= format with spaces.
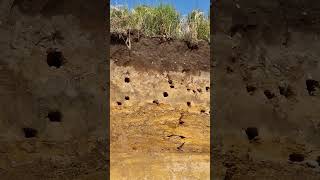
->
xmin=110 ymin=5 xmax=131 ymax=34
xmin=186 ymin=10 xmax=210 ymax=41
xmin=110 ymin=4 xmax=210 ymax=42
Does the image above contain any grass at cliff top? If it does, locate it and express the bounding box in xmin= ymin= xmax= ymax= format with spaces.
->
xmin=110 ymin=4 xmax=210 ymax=42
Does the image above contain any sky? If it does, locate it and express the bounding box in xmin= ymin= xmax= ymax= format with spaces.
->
xmin=110 ymin=0 xmax=210 ymax=16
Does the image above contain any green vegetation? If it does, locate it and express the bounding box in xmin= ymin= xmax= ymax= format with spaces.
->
xmin=110 ymin=4 xmax=210 ymax=42
xmin=187 ymin=10 xmax=210 ymax=41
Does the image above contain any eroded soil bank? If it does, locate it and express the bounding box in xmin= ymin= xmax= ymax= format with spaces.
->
xmin=0 ymin=0 xmax=107 ymax=179
xmin=110 ymin=37 xmax=210 ymax=179
xmin=213 ymin=0 xmax=320 ymax=179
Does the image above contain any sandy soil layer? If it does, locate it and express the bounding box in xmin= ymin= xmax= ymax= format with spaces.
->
xmin=111 ymin=153 xmax=209 ymax=180
xmin=110 ymin=38 xmax=210 ymax=179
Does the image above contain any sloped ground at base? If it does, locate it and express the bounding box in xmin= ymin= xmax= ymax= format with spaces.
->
xmin=111 ymin=153 xmax=209 ymax=180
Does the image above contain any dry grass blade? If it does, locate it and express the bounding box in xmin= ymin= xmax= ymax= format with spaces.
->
xmin=110 ymin=4 xmax=210 ymax=43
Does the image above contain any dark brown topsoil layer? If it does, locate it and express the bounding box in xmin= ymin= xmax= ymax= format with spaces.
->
xmin=110 ymin=33 xmax=210 ymax=74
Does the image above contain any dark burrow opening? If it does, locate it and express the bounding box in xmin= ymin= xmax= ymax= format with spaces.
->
xmin=170 ymin=85 xmax=175 ymax=88
xmin=245 ymin=127 xmax=258 ymax=140
xmin=246 ymin=85 xmax=256 ymax=95
xmin=185 ymin=40 xmax=198 ymax=50
xmin=197 ymin=88 xmax=202 ymax=93
xmin=124 ymin=77 xmax=130 ymax=83
xmin=200 ymin=109 xmax=205 ymax=113
xmin=306 ymin=79 xmax=319 ymax=96
xmin=289 ymin=153 xmax=305 ymax=162
xmin=47 ymin=111 xmax=62 ymax=122
xmin=117 ymin=102 xmax=122 ymax=105
xmin=125 ymin=96 xmax=130 ymax=100
xmin=229 ymin=24 xmax=243 ymax=37
xmin=230 ymin=56 xmax=237 ymax=63
xmin=168 ymin=80 xmax=173 ymax=84
xmin=177 ymin=142 xmax=185 ymax=150
xmin=279 ymin=84 xmax=294 ymax=98
xmin=187 ymin=102 xmax=191 ymax=107
xmin=110 ymin=32 xmax=127 ymax=45
xmin=264 ymin=90 xmax=275 ymax=99
xmin=182 ymin=69 xmax=190 ymax=73
xmin=163 ymin=92 xmax=168 ymax=97
xmin=153 ymin=100 xmax=159 ymax=104
xmin=167 ymin=135 xmax=186 ymax=139
xmin=47 ymin=49 xmax=64 ymax=68
xmin=23 ymin=128 xmax=38 ymax=138
xmin=316 ymin=156 xmax=320 ymax=166
xmin=226 ymin=66 xmax=234 ymax=73
xmin=206 ymin=87 xmax=210 ymax=92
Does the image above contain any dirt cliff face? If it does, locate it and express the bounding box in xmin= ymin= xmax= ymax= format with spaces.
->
xmin=213 ymin=0 xmax=320 ymax=179
xmin=0 ymin=0 xmax=108 ymax=179
xmin=110 ymin=37 xmax=210 ymax=179
xmin=5 ymin=0 xmax=320 ymax=179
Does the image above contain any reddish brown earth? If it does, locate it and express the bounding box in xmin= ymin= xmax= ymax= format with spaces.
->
xmin=111 ymin=32 xmax=210 ymax=74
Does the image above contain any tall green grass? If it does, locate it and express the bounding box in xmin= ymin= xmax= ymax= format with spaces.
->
xmin=110 ymin=4 xmax=210 ymax=42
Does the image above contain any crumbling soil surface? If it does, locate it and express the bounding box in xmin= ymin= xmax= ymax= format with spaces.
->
xmin=110 ymin=37 xmax=210 ymax=179
xmin=111 ymin=33 xmax=210 ymax=74
xmin=213 ymin=0 xmax=320 ymax=179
